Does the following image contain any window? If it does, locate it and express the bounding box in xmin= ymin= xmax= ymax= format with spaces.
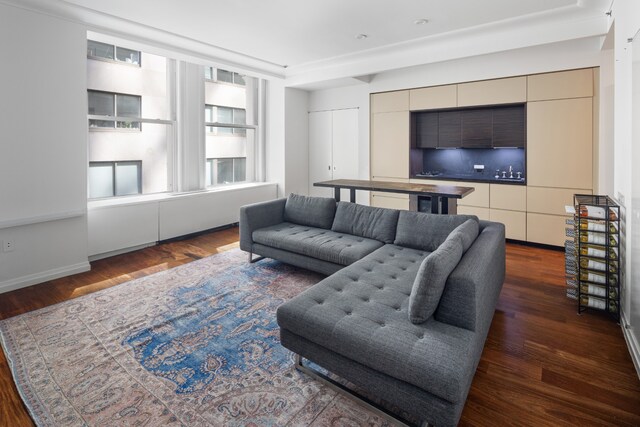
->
xmin=204 ymin=105 xmax=246 ymax=135
xmin=88 ymin=40 xmax=141 ymax=65
xmin=204 ymin=67 xmax=246 ymax=86
xmin=89 ymin=161 xmax=142 ymax=198
xmin=206 ymin=158 xmax=247 ymax=186
xmin=88 ymin=90 xmax=141 ymax=129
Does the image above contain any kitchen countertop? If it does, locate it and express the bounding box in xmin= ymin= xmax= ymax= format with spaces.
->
xmin=412 ymin=174 xmax=526 ymax=185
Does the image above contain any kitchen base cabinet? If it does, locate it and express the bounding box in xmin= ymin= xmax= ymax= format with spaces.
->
xmin=527 ymin=213 xmax=569 ymax=247
xmin=458 ymin=206 xmax=490 ymax=221
xmin=490 ymin=209 xmax=526 ymax=241
xmin=490 ymin=184 xmax=526 ymax=211
xmin=370 ymin=192 xmax=410 ymax=210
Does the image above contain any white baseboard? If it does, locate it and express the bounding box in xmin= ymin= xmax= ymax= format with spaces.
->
xmin=88 ymin=242 xmax=156 ymax=262
xmin=0 ymin=261 xmax=91 ymax=294
xmin=621 ymin=311 xmax=640 ymax=380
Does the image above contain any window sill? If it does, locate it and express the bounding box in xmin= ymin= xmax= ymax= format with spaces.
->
xmin=88 ymin=182 xmax=276 ymax=210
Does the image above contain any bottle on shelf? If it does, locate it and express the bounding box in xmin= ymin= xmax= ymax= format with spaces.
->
xmin=579 ymin=270 xmax=618 ymax=285
xmin=579 ymin=257 xmax=618 ymax=273
xmin=578 ymin=220 xmax=618 ymax=234
xmin=579 ymin=283 xmax=618 ymax=299
xmin=579 ymin=205 xmax=618 ymax=220
xmin=578 ymin=244 xmax=618 ymax=260
xmin=580 ymin=295 xmax=618 ymax=312
xmin=579 ymin=231 xmax=618 ymax=246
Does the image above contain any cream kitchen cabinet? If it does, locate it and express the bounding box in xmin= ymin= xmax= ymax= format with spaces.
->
xmin=527 ymin=68 xmax=593 ymax=102
xmin=457 ymin=76 xmax=527 ymax=107
xmin=371 ymin=90 xmax=409 ymax=114
xmin=371 ymin=111 xmax=410 ymax=180
xmin=458 ymin=206 xmax=490 ymax=221
xmin=490 ymin=184 xmax=526 ymax=212
xmin=527 ymin=97 xmax=593 ymax=190
xmin=409 ymin=85 xmax=457 ymax=111
xmin=490 ymin=209 xmax=526 ymax=241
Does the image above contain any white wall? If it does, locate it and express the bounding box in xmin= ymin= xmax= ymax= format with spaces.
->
xmin=610 ymin=0 xmax=640 ymax=376
xmin=284 ymin=88 xmax=310 ymax=196
xmin=266 ymin=79 xmax=286 ymax=197
xmin=0 ymin=3 xmax=90 ymax=293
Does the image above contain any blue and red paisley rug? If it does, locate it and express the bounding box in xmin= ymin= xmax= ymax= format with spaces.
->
xmin=0 ymin=250 xmax=393 ymax=426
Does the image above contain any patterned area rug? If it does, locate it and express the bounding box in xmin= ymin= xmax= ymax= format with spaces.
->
xmin=0 ymin=249 xmax=393 ymax=426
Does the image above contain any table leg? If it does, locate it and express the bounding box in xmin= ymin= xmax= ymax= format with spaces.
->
xmin=334 ymin=188 xmax=341 ymax=202
xmin=350 ymin=189 xmax=356 ymax=203
xmin=430 ymin=197 xmax=440 ymax=214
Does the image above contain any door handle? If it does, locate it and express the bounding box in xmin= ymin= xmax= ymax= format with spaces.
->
xmin=328 ymin=165 xmax=331 ymax=170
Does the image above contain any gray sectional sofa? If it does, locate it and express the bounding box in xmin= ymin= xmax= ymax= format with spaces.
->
xmin=239 ymin=194 xmax=505 ymax=427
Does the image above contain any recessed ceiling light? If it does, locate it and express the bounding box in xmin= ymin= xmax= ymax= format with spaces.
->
xmin=355 ymin=34 xmax=368 ymax=40
xmin=414 ymin=19 xmax=429 ymax=25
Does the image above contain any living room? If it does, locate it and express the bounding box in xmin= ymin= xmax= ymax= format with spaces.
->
xmin=1 ymin=0 xmax=639 ymax=426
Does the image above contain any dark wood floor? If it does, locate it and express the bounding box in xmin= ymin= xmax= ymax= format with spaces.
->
xmin=1 ymin=227 xmax=639 ymax=426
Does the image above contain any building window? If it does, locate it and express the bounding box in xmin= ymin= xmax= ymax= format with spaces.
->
xmin=88 ymin=40 xmax=141 ymax=65
xmin=206 ymin=158 xmax=246 ymax=186
xmin=204 ymin=67 xmax=246 ymax=86
xmin=89 ymin=161 xmax=142 ymax=199
xmin=204 ymin=105 xmax=246 ymax=135
xmin=88 ymin=90 xmax=142 ymax=130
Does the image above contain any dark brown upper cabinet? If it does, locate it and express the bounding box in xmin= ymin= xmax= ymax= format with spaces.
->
xmin=437 ymin=111 xmax=462 ymax=148
xmin=462 ymin=109 xmax=493 ymax=148
xmin=493 ymin=105 xmax=525 ymax=148
xmin=411 ymin=103 xmax=525 ymax=149
xmin=413 ymin=111 xmax=438 ymax=148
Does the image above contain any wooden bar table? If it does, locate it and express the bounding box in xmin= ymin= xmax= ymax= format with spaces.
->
xmin=313 ymin=179 xmax=475 ymax=214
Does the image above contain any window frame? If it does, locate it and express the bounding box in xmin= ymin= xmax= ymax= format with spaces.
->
xmin=206 ymin=157 xmax=247 ymax=187
xmin=88 ymin=90 xmax=143 ymax=131
xmin=88 ymin=160 xmax=142 ymax=199
xmin=204 ymin=104 xmax=249 ymax=136
xmin=204 ymin=67 xmax=246 ymax=86
xmin=87 ymin=40 xmax=142 ymax=67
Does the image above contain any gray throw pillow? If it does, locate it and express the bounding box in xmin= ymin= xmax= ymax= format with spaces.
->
xmin=408 ymin=233 xmax=464 ymax=324
xmin=449 ymin=219 xmax=480 ymax=253
xmin=394 ymin=211 xmax=478 ymax=252
xmin=331 ymin=202 xmax=399 ymax=243
xmin=283 ymin=193 xmax=336 ymax=229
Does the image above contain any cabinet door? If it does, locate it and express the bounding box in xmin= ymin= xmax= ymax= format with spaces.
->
xmin=527 ymin=68 xmax=593 ymax=101
xmin=371 ymin=91 xmax=409 ymax=113
xmin=458 ymin=206 xmax=490 ymax=221
xmin=438 ymin=111 xmax=462 ymax=148
xmin=490 ymin=209 xmax=526 ymax=241
xmin=457 ymin=76 xmax=527 ymax=106
xmin=370 ymin=192 xmax=410 ymax=210
xmin=493 ymin=105 xmax=525 ymax=148
xmin=490 ymin=184 xmax=526 ymax=211
xmin=414 ymin=111 xmax=438 ymax=148
xmin=461 ymin=109 xmax=492 ymax=148
xmin=410 ymin=85 xmax=457 ymax=110
xmin=308 ymin=111 xmax=333 ymax=197
xmin=527 ymin=186 xmax=591 ymax=216
xmin=527 ymin=98 xmax=592 ymax=189
xmin=527 ymin=213 xmax=568 ymax=246
xmin=371 ymin=111 xmax=410 ymax=179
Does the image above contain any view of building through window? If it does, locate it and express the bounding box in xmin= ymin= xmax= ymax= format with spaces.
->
xmin=87 ymin=38 xmax=173 ymax=199
xmin=204 ymin=67 xmax=257 ymax=186
xmin=87 ymin=36 xmax=259 ymax=199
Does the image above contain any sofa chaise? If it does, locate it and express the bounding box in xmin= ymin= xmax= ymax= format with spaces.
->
xmin=239 ymin=194 xmax=506 ymax=426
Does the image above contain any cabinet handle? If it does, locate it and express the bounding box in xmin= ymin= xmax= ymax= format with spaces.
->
xmin=328 ymin=165 xmax=331 ymax=170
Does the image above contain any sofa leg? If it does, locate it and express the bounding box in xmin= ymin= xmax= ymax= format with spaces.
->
xmin=248 ymin=252 xmax=265 ymax=263
xmin=294 ymin=354 xmax=422 ymax=427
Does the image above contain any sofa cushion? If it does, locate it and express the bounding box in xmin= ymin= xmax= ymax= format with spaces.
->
xmin=450 ymin=219 xmax=480 ymax=253
xmin=394 ymin=211 xmax=478 ymax=252
xmin=409 ymin=234 xmax=464 ymax=324
xmin=283 ymin=194 xmax=336 ymax=230
xmin=331 ymin=202 xmax=399 ymax=244
xmin=276 ymin=244 xmax=476 ymax=404
xmin=252 ymin=223 xmax=383 ymax=266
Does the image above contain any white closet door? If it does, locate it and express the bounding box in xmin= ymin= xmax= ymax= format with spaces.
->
xmin=308 ymin=111 xmax=333 ymax=197
xmin=332 ymin=108 xmax=359 ymax=201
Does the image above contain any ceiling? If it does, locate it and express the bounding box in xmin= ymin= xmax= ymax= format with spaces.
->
xmin=63 ymin=0 xmax=605 ymax=68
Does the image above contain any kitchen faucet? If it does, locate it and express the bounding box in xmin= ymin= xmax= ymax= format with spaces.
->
xmin=508 ymin=166 xmax=513 ymax=179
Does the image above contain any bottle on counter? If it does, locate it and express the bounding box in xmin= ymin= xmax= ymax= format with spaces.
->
xmin=580 ymin=295 xmax=618 ymax=312
xmin=579 ymin=270 xmax=618 ymax=285
xmin=578 ymin=244 xmax=618 ymax=260
xmin=579 ymin=257 xmax=618 ymax=273
xmin=579 ymin=231 xmax=618 ymax=246
xmin=578 ymin=220 xmax=618 ymax=234
xmin=579 ymin=205 xmax=618 ymax=220
xmin=580 ymin=283 xmax=618 ymax=299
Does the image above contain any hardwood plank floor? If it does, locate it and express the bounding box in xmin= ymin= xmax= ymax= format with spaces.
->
xmin=0 ymin=228 xmax=638 ymax=426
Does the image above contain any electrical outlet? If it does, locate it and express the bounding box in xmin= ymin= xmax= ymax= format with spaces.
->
xmin=3 ymin=239 xmax=14 ymax=252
